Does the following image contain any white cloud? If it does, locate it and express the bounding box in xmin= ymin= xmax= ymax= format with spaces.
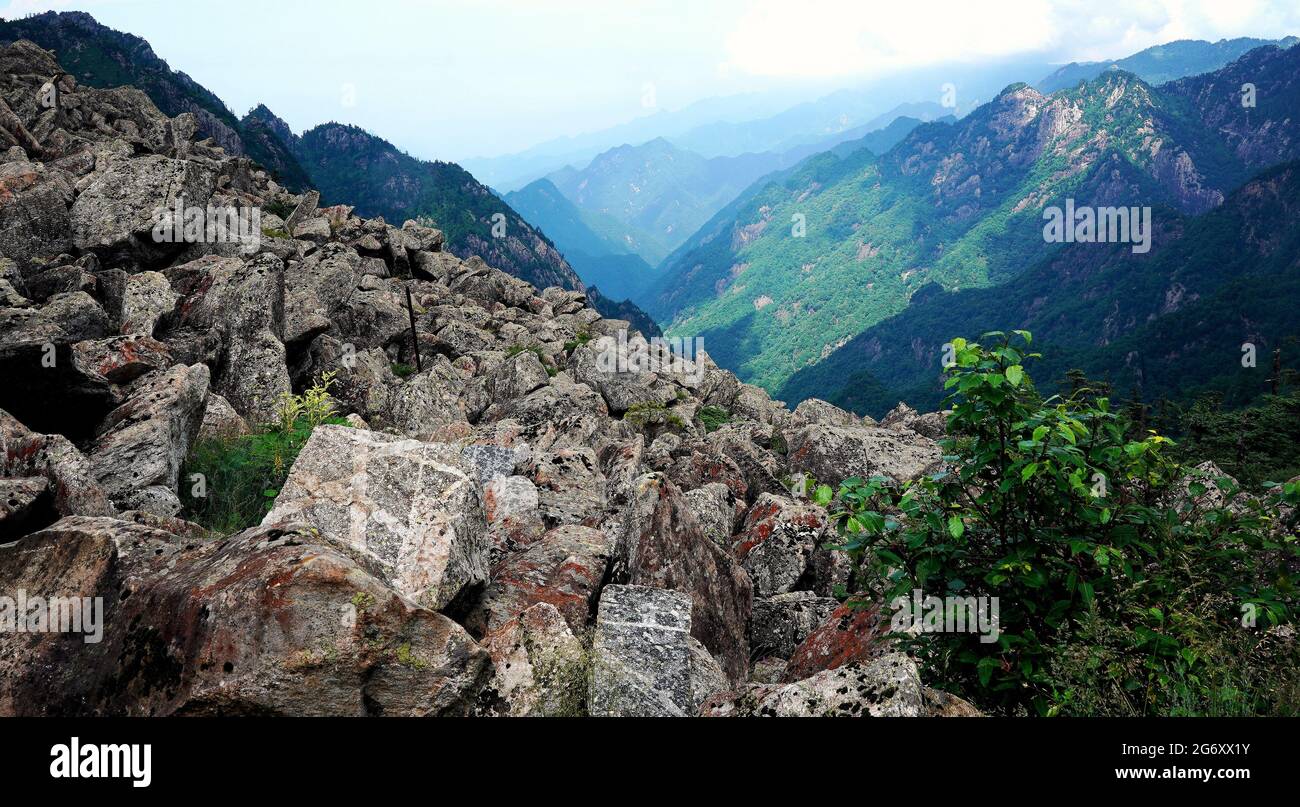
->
xmin=722 ymin=0 xmax=1300 ymax=78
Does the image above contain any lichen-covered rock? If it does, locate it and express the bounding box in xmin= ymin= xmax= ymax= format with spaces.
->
xmin=786 ymin=423 xmax=942 ymax=487
xmin=731 ymin=493 xmax=829 ymax=597
xmin=789 ymin=398 xmax=863 ymax=429
xmin=783 ymin=600 xmax=888 ymax=682
xmin=529 ymin=447 xmax=608 ymax=527
xmin=0 ymin=409 xmax=114 ymax=521
xmin=751 ymin=591 xmax=839 ymax=660
xmin=0 ymin=516 xmax=491 ymax=716
xmin=704 ymin=653 xmax=923 ymax=717
xmin=166 ymin=254 xmax=290 ymax=423
xmin=87 ymin=363 xmax=210 ymax=512
xmin=70 ymin=154 xmax=215 ymax=255
xmin=589 ymin=584 xmax=694 ymax=717
xmin=263 ymin=425 xmax=489 ymax=611
xmin=688 ymin=636 xmax=730 ymax=713
xmin=483 ymin=474 xmax=546 ymax=557
xmin=617 ymin=473 xmax=752 ymax=683
xmin=464 ymin=525 xmax=613 ymax=637
xmin=683 ymin=482 xmax=742 ymax=545
xmin=478 ymin=602 xmax=589 ymax=717
xmin=120 ymin=271 xmax=178 ymax=336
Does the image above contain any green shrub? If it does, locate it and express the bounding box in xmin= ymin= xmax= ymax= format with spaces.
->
xmin=699 ymin=405 xmax=731 ymax=433
xmin=180 ymin=374 xmax=348 ymax=534
xmin=825 ymin=331 xmax=1300 ymax=715
xmin=623 ymin=401 xmax=685 ymax=432
xmin=563 ymin=331 xmax=592 ymax=353
xmin=391 ymin=362 xmax=416 ymax=378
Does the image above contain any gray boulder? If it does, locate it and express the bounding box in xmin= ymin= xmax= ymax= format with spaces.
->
xmin=589 ymin=584 xmax=694 ymax=717
xmin=786 ymin=423 xmax=942 ymax=487
xmin=88 ymin=363 xmax=210 ymax=513
xmin=263 ymin=425 xmax=489 ymax=611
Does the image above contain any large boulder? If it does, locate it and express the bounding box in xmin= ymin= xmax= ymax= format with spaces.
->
xmin=751 ymin=591 xmax=840 ymax=660
xmin=70 ymin=154 xmax=215 ymax=257
xmin=783 ymin=600 xmax=888 ymax=682
xmin=482 ymin=474 xmax=546 ymax=558
xmin=786 ymin=423 xmax=942 ymax=487
xmin=0 ymin=409 xmax=114 ymax=525
xmin=588 ymin=584 xmax=694 ymax=717
xmin=263 ymin=426 xmax=489 ymax=611
xmin=616 ymin=473 xmax=752 ymax=682
xmin=463 ymin=525 xmax=614 ymax=637
xmin=165 ymin=254 xmax=290 ymax=424
xmin=0 ymin=158 xmax=74 ymax=270
xmin=87 ymin=363 xmax=210 ymax=514
xmin=731 ymin=493 xmax=831 ymax=598
xmin=528 ymin=447 xmax=608 ymax=527
xmin=0 ymin=517 xmax=491 ymax=716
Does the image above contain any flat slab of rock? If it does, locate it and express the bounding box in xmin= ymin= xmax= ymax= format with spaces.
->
xmin=704 ymin=653 xmax=923 ymax=717
xmin=263 ymin=425 xmax=489 ymax=611
xmin=589 ymin=584 xmax=693 ymax=717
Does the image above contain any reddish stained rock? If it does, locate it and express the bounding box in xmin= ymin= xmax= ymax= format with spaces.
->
xmin=0 ymin=516 xmax=491 ymax=716
xmin=464 ymin=525 xmax=614 ymax=637
xmin=665 ymin=450 xmax=749 ymax=504
xmin=782 ymin=600 xmax=888 ymax=683
xmin=618 ymin=473 xmax=753 ymax=683
xmin=730 ymin=493 xmax=832 ymax=597
xmin=72 ymin=335 xmax=172 ymax=385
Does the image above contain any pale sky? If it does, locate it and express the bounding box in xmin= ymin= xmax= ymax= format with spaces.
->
xmin=3 ymin=0 xmax=1299 ymax=161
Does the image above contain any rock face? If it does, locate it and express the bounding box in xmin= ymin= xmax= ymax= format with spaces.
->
xmin=617 ymin=473 xmax=753 ymax=683
xmin=0 ymin=517 xmax=491 ymax=716
xmin=263 ymin=426 xmax=489 ymax=611
xmin=589 ymin=585 xmax=694 ymax=717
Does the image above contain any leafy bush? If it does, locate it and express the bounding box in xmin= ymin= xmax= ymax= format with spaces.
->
xmin=181 ymin=374 xmax=348 ymax=534
xmin=825 ymin=331 xmax=1300 ymax=715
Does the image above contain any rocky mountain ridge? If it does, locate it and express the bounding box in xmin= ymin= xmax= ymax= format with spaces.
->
xmin=0 ymin=39 xmax=963 ymax=717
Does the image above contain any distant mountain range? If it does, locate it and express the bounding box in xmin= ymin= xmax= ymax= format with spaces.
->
xmin=1037 ymin=36 xmax=1300 ymax=93
xmin=645 ymin=41 xmax=1300 ymax=412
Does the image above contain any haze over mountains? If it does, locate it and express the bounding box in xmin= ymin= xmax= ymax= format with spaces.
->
xmin=7 ymin=8 xmax=1298 ymax=420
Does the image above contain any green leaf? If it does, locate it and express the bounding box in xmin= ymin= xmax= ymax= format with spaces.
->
xmin=948 ymin=514 xmax=965 ymax=538
xmin=1005 ymin=365 xmax=1024 ymax=387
